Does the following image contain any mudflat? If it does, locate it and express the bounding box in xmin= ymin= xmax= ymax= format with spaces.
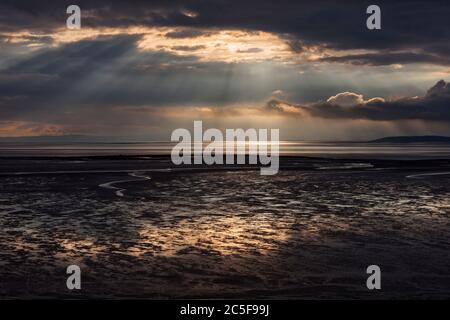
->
xmin=0 ymin=156 xmax=449 ymax=298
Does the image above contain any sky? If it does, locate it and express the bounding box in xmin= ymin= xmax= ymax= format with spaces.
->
xmin=0 ymin=0 xmax=449 ymax=140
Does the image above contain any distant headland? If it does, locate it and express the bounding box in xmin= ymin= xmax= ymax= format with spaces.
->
xmin=370 ymin=136 xmax=450 ymax=143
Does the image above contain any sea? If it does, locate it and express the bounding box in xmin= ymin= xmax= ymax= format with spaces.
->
xmin=1 ymin=141 xmax=450 ymax=159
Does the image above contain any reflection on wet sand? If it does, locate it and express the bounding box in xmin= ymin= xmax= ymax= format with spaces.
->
xmin=135 ymin=214 xmax=293 ymax=257
xmin=1 ymin=162 xmax=450 ymax=298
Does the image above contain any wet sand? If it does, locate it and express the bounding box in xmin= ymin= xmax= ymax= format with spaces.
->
xmin=0 ymin=156 xmax=450 ymax=299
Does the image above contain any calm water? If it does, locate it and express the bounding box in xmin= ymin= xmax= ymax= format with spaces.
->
xmin=1 ymin=141 xmax=450 ymax=159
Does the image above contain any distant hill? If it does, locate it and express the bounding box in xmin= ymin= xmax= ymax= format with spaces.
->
xmin=0 ymin=135 xmax=113 ymax=143
xmin=370 ymin=135 xmax=450 ymax=143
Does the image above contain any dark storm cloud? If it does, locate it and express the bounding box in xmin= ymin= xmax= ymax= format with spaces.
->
xmin=319 ymin=52 xmax=450 ymax=66
xmin=268 ymin=80 xmax=450 ymax=122
xmin=1 ymin=0 xmax=449 ymax=65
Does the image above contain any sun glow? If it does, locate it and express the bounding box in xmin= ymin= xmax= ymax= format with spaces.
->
xmin=1 ymin=26 xmax=329 ymax=63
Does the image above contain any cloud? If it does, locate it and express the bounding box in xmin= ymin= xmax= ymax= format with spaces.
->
xmin=170 ymin=45 xmax=206 ymax=51
xmin=426 ymin=79 xmax=450 ymax=98
xmin=0 ymin=1 xmax=449 ymax=138
xmin=326 ymin=92 xmax=365 ymax=106
xmin=267 ymin=80 xmax=450 ymax=122
xmin=237 ymin=48 xmax=263 ymax=53
xmin=0 ymin=34 xmax=286 ymax=125
xmin=325 ymin=92 xmax=385 ymax=107
xmin=319 ymin=52 xmax=450 ymax=67
xmin=165 ymin=28 xmax=213 ymax=39
xmin=265 ymin=99 xmax=306 ymax=115
xmin=271 ymin=89 xmax=284 ymax=97
xmin=0 ymin=121 xmax=64 ymax=137
xmin=1 ymin=1 xmax=449 ymax=66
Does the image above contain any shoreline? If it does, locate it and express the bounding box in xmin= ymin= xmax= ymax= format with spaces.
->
xmin=0 ymin=156 xmax=449 ymax=182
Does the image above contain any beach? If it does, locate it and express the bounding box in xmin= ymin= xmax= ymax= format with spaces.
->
xmin=1 ymin=155 xmax=449 ymax=298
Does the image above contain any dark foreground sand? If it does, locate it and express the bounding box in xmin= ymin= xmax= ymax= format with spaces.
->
xmin=0 ymin=156 xmax=449 ymax=299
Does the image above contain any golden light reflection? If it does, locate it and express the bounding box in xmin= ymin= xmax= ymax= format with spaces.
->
xmin=56 ymin=238 xmax=108 ymax=263
xmin=130 ymin=215 xmax=293 ymax=257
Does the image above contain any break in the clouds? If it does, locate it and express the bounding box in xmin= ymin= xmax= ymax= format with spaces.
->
xmin=0 ymin=1 xmax=449 ymax=139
